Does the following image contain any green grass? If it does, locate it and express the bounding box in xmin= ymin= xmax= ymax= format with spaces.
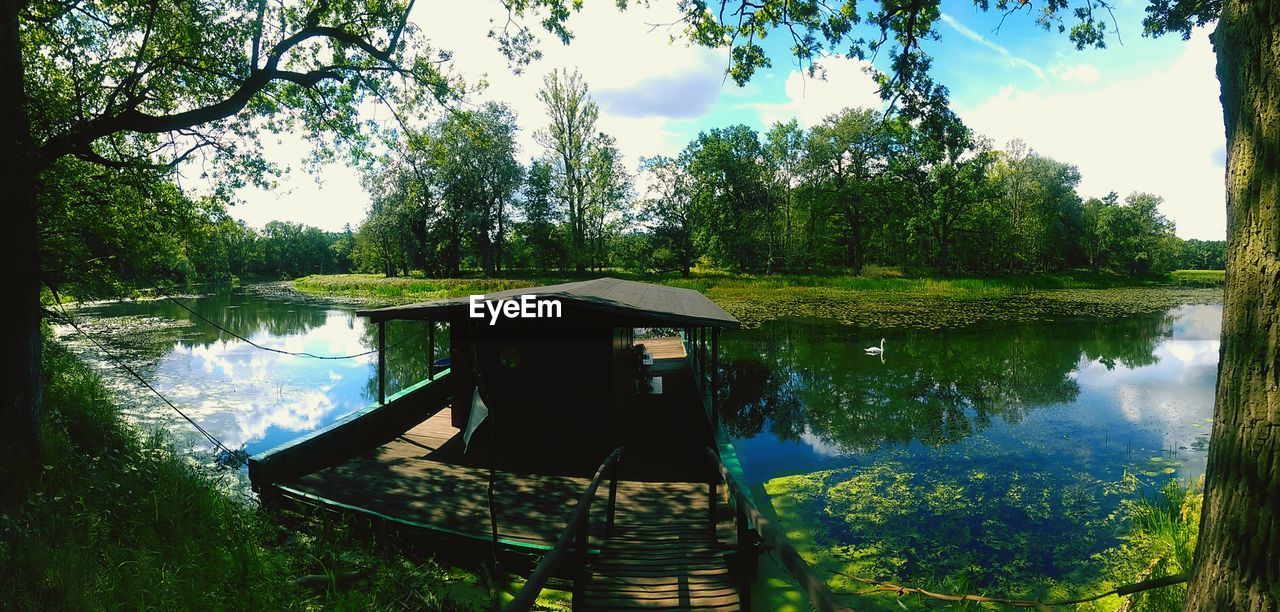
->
xmin=1170 ymin=269 xmax=1226 ymax=286
xmin=1098 ymin=478 xmax=1202 ymax=611
xmin=0 ymin=333 xmax=547 ymax=610
xmin=294 ymin=269 xmax=1224 ymax=329
xmin=296 ymin=268 xmax=1183 ymax=300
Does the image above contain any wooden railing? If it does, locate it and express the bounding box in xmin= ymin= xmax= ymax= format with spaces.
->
xmin=706 ymin=447 xmax=851 ymax=612
xmin=506 ymin=446 xmax=624 ymax=612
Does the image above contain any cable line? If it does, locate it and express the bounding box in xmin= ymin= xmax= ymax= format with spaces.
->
xmin=147 ymin=283 xmax=428 ymax=360
xmin=50 ymin=304 xmax=240 ymax=461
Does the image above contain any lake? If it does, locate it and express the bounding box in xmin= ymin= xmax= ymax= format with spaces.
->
xmin=56 ymin=287 xmax=1221 ymax=596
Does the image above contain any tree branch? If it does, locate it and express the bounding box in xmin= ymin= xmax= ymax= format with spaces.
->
xmin=36 ymin=5 xmax=413 ymax=169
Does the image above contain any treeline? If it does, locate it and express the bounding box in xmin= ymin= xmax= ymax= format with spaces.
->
xmin=38 ymin=158 xmax=354 ymax=298
xmin=356 ymin=69 xmax=1223 ymax=278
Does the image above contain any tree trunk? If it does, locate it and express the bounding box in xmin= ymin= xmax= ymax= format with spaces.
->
xmin=1184 ymin=6 xmax=1280 ymax=610
xmin=939 ymin=223 xmax=951 ymax=275
xmin=1 ymin=0 xmax=43 ymax=501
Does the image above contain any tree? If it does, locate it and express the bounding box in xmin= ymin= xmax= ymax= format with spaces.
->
xmin=911 ymin=113 xmax=997 ymax=274
xmin=640 ymin=154 xmax=697 ymax=276
xmin=536 ymin=68 xmax=600 ymax=272
xmin=1176 ymin=238 xmax=1227 ymax=270
xmin=764 ymin=119 xmax=807 ymax=270
xmin=580 ymin=133 xmax=631 ymax=271
xmin=805 ymin=108 xmax=891 ymax=272
xmin=3 ymin=0 xmax=449 ymax=493
xmin=518 ymin=159 xmax=564 ymax=272
xmin=433 ymin=102 xmax=524 ymax=275
xmin=1098 ymin=193 xmax=1180 ymax=276
xmin=685 ymin=125 xmax=772 ymax=271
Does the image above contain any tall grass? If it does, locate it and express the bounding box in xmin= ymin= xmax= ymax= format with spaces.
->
xmin=1104 ymin=478 xmax=1202 ymax=611
xmin=1170 ymin=270 xmax=1226 ymax=286
xmin=0 ymin=333 xmax=491 ymax=609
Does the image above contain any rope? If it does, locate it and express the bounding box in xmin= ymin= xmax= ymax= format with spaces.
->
xmin=49 ymin=303 xmax=239 ymax=459
xmin=147 ymin=283 xmax=428 ymax=360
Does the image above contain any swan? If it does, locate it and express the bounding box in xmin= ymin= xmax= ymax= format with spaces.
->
xmin=865 ymin=338 xmax=885 ymax=355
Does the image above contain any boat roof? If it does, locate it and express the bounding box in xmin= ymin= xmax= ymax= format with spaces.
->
xmin=356 ymin=277 xmax=740 ymax=328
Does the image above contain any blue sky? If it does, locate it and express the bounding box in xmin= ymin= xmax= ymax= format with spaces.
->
xmin=229 ymin=0 xmax=1226 ymax=240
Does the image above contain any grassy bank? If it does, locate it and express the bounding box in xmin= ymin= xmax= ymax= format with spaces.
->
xmin=0 ymin=334 xmax=541 ymax=610
xmin=293 ymin=270 xmax=1223 ymax=328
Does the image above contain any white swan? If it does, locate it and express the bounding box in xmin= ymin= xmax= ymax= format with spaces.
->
xmin=865 ymin=338 xmax=885 ymax=355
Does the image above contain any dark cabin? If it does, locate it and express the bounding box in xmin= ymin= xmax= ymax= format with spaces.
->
xmin=357 ymin=277 xmax=739 ymax=470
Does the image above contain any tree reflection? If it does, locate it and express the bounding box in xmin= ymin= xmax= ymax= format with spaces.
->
xmin=718 ymin=311 xmax=1175 ymax=452
xmin=360 ymin=320 xmax=449 ymax=398
xmin=80 ymin=288 xmax=332 ymax=352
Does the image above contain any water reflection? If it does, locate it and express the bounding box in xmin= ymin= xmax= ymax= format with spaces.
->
xmin=721 ymin=304 xmax=1219 ymax=483
xmin=724 ymin=304 xmax=1220 ymax=596
xmin=60 ymin=289 xmax=445 ymax=457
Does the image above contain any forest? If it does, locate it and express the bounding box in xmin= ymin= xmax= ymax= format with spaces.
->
xmin=348 ymin=70 xmax=1223 ymax=280
xmin=41 ymin=68 xmax=1225 ymax=300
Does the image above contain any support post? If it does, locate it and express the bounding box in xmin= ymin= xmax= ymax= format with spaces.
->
xmin=708 ymin=480 xmax=718 ymax=536
xmin=699 ymin=327 xmax=707 ymax=388
xmin=574 ymin=508 xmax=591 ymax=609
xmin=607 ymin=454 xmax=620 ymax=537
xmin=427 ymin=322 xmax=436 ymax=379
xmin=711 ymin=328 xmax=720 ymax=434
xmin=737 ymin=501 xmax=756 ymax=611
xmin=377 ymin=320 xmax=386 ymax=404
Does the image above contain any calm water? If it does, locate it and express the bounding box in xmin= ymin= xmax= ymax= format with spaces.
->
xmin=57 ymin=289 xmax=444 ymax=457
xmin=59 ymin=289 xmax=1221 ymax=589
xmin=723 ymin=304 xmax=1221 ymax=485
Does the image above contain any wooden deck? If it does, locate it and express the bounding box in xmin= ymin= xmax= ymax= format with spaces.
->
xmin=262 ymin=336 xmax=744 ymax=609
xmin=276 ymin=406 xmax=726 ymax=549
xmin=582 ymin=513 xmax=739 ymax=609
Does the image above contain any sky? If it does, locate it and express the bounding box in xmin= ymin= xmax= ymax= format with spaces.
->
xmin=228 ymin=0 xmax=1226 ymax=240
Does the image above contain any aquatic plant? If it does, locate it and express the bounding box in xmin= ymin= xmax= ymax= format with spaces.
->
xmin=765 ymin=459 xmax=1201 ymax=610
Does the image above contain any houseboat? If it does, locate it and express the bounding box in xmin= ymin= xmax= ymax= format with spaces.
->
xmin=248 ymin=278 xmax=845 ymax=611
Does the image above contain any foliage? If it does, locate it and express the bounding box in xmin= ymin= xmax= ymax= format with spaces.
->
xmin=357 ymin=102 xmax=1192 ymax=280
xmin=1173 ymin=239 xmax=1226 ymax=271
xmin=38 ymin=155 xmax=352 ymax=298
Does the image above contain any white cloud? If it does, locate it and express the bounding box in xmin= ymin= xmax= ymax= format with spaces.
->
xmin=413 ymin=0 xmax=726 ymax=167
xmin=229 ymin=132 xmax=368 ymax=232
xmin=940 ymin=13 xmax=1047 ymax=80
xmin=750 ymin=55 xmax=884 ymax=128
xmin=957 ymin=31 xmax=1226 ymax=240
xmin=229 ymin=1 xmax=728 ymax=231
xmin=1052 ymin=63 xmax=1102 ymax=84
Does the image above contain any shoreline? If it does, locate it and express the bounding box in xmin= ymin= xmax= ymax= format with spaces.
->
xmin=289 ymin=273 xmax=1224 ymax=329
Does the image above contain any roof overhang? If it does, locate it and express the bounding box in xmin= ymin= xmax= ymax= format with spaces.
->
xmin=356 ymin=277 xmax=739 ymax=329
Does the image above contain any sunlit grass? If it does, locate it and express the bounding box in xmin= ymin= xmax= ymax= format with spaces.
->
xmin=294 ymin=270 xmax=1223 ymax=329
xmin=1170 ymin=270 xmax=1225 ymax=286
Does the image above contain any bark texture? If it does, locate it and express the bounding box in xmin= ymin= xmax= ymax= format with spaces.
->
xmin=1186 ymin=3 xmax=1280 ymax=608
